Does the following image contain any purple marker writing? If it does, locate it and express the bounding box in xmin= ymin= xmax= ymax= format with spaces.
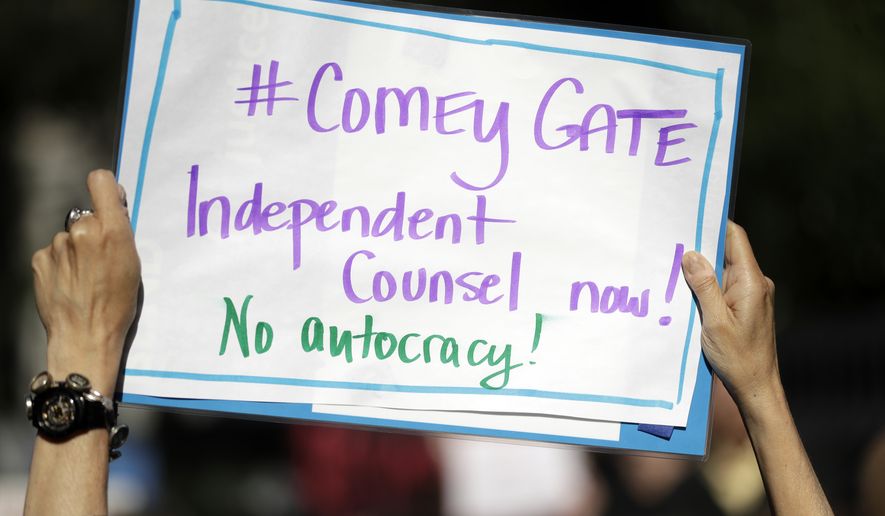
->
xmin=307 ymin=61 xmax=511 ymax=191
xmin=534 ymin=76 xmax=696 ymax=165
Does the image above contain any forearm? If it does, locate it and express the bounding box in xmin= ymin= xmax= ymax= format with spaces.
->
xmin=25 ymin=334 xmax=123 ymax=515
xmin=25 ymin=430 xmax=111 ymax=515
xmin=735 ymin=378 xmax=832 ymax=516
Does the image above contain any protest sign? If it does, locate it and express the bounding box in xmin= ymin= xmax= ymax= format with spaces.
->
xmin=117 ymin=0 xmax=747 ymax=450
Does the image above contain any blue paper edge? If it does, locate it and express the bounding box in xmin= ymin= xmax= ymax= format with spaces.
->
xmin=122 ymin=357 xmax=712 ymax=455
xmin=115 ymin=0 xmax=141 ymax=175
xmin=304 ymin=0 xmax=746 ymax=54
xmin=113 ymin=0 xmax=745 ymax=457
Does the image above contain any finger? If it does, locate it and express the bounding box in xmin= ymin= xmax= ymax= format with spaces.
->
xmin=68 ymin=211 xmax=100 ymax=242
xmin=682 ymin=251 xmax=728 ymax=325
xmin=725 ymin=221 xmax=762 ymax=274
xmin=31 ymin=247 xmax=54 ymax=321
xmin=87 ymin=169 xmax=128 ymax=223
xmin=49 ymin=232 xmax=74 ymax=274
xmin=50 ymin=232 xmax=71 ymax=261
xmin=31 ymin=247 xmax=53 ymax=277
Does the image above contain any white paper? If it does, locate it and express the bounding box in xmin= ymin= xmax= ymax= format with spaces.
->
xmin=310 ymin=404 xmax=621 ymax=442
xmin=118 ymin=0 xmax=743 ymax=427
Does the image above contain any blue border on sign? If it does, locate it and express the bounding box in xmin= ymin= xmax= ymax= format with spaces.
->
xmin=129 ymin=0 xmax=182 ymax=229
xmin=237 ymin=0 xmax=747 ymax=55
xmin=118 ymin=0 xmax=743 ymax=435
xmin=116 ymin=0 xmax=141 ymax=175
xmin=124 ymin=368 xmax=674 ymax=408
xmin=121 ymin=358 xmax=713 ymax=455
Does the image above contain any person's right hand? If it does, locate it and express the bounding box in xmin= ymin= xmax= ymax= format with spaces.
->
xmin=31 ymin=169 xmax=141 ymax=395
xmin=680 ymin=221 xmax=779 ymax=406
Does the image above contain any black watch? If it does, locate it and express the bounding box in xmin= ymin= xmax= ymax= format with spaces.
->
xmin=26 ymin=371 xmax=129 ymax=461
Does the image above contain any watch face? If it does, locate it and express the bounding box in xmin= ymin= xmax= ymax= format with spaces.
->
xmin=40 ymin=392 xmax=78 ymax=432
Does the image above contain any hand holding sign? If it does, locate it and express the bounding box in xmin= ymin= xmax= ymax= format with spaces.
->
xmin=33 ymin=170 xmax=140 ymax=395
xmin=682 ymin=222 xmax=778 ymax=406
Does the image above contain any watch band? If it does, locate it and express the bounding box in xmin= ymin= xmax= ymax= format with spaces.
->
xmin=82 ymin=391 xmax=114 ymax=429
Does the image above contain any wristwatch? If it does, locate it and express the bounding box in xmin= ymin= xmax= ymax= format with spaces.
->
xmin=25 ymin=371 xmax=129 ymax=461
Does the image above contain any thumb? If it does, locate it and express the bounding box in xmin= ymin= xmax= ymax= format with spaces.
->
xmin=682 ymin=251 xmax=727 ymax=324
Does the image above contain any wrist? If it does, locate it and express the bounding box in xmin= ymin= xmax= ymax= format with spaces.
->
xmin=27 ymin=370 xmax=130 ymax=461
xmin=46 ymin=333 xmax=124 ymax=396
xmin=731 ymin=373 xmax=789 ymax=430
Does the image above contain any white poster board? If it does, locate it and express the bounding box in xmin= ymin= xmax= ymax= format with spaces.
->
xmin=117 ymin=0 xmax=747 ymax=452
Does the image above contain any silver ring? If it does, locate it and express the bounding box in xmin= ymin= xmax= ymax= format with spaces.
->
xmin=64 ymin=208 xmax=94 ymax=232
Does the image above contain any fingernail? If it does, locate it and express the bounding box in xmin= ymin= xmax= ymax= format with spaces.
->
xmin=118 ymin=185 xmax=128 ymax=208
xmin=682 ymin=252 xmax=704 ymax=276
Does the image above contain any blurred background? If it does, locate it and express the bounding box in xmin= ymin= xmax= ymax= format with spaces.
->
xmin=1 ymin=1 xmax=883 ymax=514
